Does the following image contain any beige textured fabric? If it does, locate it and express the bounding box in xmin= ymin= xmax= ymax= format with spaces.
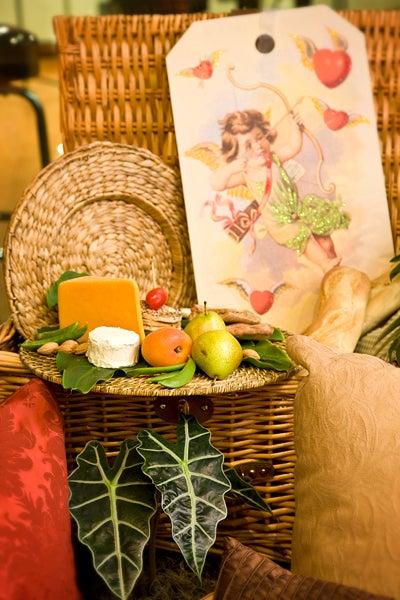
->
xmin=287 ymin=335 xmax=400 ymax=600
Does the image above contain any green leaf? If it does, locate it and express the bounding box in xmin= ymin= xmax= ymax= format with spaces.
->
xmin=149 ymin=357 xmax=196 ymax=388
xmin=69 ymin=440 xmax=156 ymax=600
xmin=390 ymin=262 xmax=400 ymax=281
xmin=224 ymin=467 xmax=272 ymax=514
xmin=47 ymin=270 xmax=88 ymax=309
xmin=268 ymin=328 xmax=285 ymax=342
xmin=122 ymin=362 xmax=186 ymax=376
xmin=389 ymin=254 xmax=400 ymax=263
xmin=22 ymin=322 xmax=87 ymax=350
xmin=56 ymin=352 xmax=115 ymax=393
xmin=137 ymin=415 xmax=231 ymax=580
xmin=242 ymin=339 xmax=294 ymax=371
xmin=37 ymin=325 xmax=59 ymax=335
xmin=56 ymin=353 xmax=188 ymax=394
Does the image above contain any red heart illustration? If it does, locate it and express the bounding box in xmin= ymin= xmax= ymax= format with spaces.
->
xmin=193 ymin=60 xmax=213 ymax=80
xmin=250 ymin=290 xmax=274 ymax=315
xmin=323 ymin=108 xmax=349 ymax=130
xmin=313 ymin=49 xmax=351 ymax=88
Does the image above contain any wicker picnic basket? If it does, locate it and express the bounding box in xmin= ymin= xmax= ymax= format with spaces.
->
xmin=1 ymin=9 xmax=399 ymax=562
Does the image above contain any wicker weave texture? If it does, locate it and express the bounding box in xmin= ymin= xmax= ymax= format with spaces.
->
xmin=54 ymin=10 xmax=400 ymax=249
xmin=5 ymin=142 xmax=196 ymax=339
xmin=54 ymin=13 xmax=221 ymax=168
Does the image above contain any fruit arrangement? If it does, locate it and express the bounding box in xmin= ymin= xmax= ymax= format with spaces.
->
xmin=20 ymin=272 xmax=293 ymax=393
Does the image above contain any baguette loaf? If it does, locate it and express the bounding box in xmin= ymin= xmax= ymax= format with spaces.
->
xmin=304 ymin=266 xmax=371 ymax=353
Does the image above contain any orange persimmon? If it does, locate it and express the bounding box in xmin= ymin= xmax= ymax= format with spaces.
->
xmin=141 ymin=326 xmax=192 ymax=367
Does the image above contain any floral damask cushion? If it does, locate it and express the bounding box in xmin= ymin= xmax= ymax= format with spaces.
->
xmin=0 ymin=379 xmax=81 ymax=600
xmin=286 ymin=335 xmax=400 ymax=599
xmin=214 ymin=538 xmax=392 ymax=599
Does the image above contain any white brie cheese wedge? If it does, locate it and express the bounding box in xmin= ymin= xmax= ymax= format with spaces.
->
xmin=87 ymin=326 xmax=140 ymax=368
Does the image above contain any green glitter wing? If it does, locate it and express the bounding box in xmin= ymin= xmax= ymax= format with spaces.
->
xmin=270 ymin=158 xmax=351 ymax=254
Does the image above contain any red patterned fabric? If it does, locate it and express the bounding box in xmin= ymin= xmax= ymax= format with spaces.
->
xmin=0 ymin=379 xmax=81 ymax=600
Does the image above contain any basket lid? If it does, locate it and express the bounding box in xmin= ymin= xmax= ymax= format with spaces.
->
xmin=5 ymin=142 xmax=196 ymax=339
xmin=19 ymin=348 xmax=293 ymax=396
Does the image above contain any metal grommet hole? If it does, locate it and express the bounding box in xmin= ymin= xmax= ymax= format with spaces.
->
xmin=255 ymin=34 xmax=275 ymax=54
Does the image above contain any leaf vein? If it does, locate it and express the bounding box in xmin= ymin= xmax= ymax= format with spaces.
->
xmin=163 ymin=492 xmax=190 ymax=512
xmin=147 ymin=463 xmax=179 ymax=470
xmin=82 ymin=517 xmax=110 ymax=540
xmin=141 ymin=432 xmax=180 ymax=462
xmin=118 ymin=520 xmax=147 ymax=537
xmin=197 ymin=497 xmax=226 ymax=516
xmin=121 ymin=552 xmax=139 ymax=571
xmin=71 ymin=492 xmax=109 ymax=509
xmin=69 ymin=479 xmax=104 ymax=485
xmin=96 ymin=552 xmax=115 ymax=571
xmin=116 ymin=496 xmax=154 ymax=510
xmin=190 ymin=472 xmax=228 ymax=486
xmin=187 ymin=454 xmax=221 ymax=464
xmin=158 ymin=473 xmax=185 ymax=485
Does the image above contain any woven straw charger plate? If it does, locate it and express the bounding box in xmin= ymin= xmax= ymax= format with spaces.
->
xmin=6 ymin=141 xmax=293 ymax=395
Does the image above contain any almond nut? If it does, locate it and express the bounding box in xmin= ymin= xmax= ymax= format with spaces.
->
xmin=242 ymin=348 xmax=261 ymax=360
xmin=37 ymin=342 xmax=59 ymax=355
xmin=75 ymin=342 xmax=88 ymax=355
xmin=59 ymin=339 xmax=79 ymax=353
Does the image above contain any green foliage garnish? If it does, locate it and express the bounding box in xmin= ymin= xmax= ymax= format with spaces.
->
xmin=149 ymin=357 xmax=196 ymax=387
xmin=56 ymin=352 xmax=194 ymax=393
xmin=47 ymin=270 xmax=89 ymax=309
xmin=241 ymin=339 xmax=294 ymax=371
xmin=56 ymin=352 xmax=116 ymax=393
xmin=268 ymin=327 xmax=285 ymax=342
xmin=21 ymin=322 xmax=87 ymax=350
xmin=389 ymin=254 xmax=400 ymax=280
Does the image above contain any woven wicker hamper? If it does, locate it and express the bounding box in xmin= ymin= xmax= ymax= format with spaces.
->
xmin=1 ymin=9 xmax=399 ymax=564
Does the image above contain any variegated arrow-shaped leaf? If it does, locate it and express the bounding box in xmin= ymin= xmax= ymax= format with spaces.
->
xmin=225 ymin=467 xmax=272 ymax=513
xmin=137 ymin=415 xmax=231 ymax=580
xmin=68 ymin=440 xmax=156 ymax=600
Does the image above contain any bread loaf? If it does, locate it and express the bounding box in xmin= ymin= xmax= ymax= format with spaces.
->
xmin=362 ymin=268 xmax=400 ymax=335
xmin=304 ymin=266 xmax=371 ymax=353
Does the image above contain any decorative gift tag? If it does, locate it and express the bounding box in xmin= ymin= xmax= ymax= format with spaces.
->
xmin=167 ymin=6 xmax=394 ymax=333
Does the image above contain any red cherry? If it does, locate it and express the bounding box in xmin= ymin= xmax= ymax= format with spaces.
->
xmin=146 ymin=287 xmax=168 ymax=310
xmin=313 ymin=49 xmax=351 ymax=88
xmin=193 ymin=60 xmax=213 ymax=80
xmin=323 ymin=108 xmax=349 ymax=130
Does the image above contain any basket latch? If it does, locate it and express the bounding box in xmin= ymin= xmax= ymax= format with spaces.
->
xmin=153 ymin=396 xmax=214 ymax=424
xmin=235 ymin=460 xmax=275 ymax=485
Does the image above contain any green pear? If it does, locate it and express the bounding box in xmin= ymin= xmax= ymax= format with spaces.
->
xmin=191 ymin=330 xmax=243 ymax=379
xmin=184 ymin=305 xmax=225 ymax=341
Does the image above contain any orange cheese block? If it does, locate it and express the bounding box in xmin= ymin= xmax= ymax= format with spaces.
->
xmin=58 ymin=276 xmax=145 ymax=342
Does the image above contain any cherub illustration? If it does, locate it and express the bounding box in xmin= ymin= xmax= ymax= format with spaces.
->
xmin=186 ymin=107 xmax=350 ymax=272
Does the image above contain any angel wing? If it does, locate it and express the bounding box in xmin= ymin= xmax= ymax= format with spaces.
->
xmin=185 ymin=142 xmax=222 ymax=171
xmin=185 ymin=142 xmax=254 ymax=201
xmin=346 ymin=114 xmax=370 ymax=127
xmin=177 ymin=67 xmax=195 ymax=77
xmin=311 ymin=97 xmax=328 ymax=114
xmin=210 ymin=49 xmax=224 ymax=68
xmin=327 ymin=27 xmax=348 ymax=51
xmin=219 ymin=278 xmax=251 ymax=300
xmin=292 ymin=35 xmax=316 ymax=70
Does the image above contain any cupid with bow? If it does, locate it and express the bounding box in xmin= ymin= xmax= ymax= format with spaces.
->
xmin=185 ymin=66 xmax=350 ymax=273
